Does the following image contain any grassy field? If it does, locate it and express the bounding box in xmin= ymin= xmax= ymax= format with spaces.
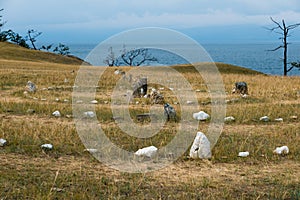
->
xmin=0 ymin=42 xmax=299 ymax=199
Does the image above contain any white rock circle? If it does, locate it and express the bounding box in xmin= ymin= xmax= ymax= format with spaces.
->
xmin=72 ymin=27 xmax=226 ymax=173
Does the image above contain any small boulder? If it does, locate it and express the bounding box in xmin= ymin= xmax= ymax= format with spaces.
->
xmin=84 ymin=111 xmax=96 ymax=118
xmin=90 ymin=100 xmax=98 ymax=104
xmin=224 ymin=116 xmax=235 ymax=122
xmin=275 ymin=118 xmax=283 ymax=122
xmin=290 ymin=116 xmax=298 ymax=120
xmin=189 ymin=132 xmax=211 ymax=159
xmin=84 ymin=148 xmax=98 ymax=153
xmin=273 ymin=146 xmax=289 ymax=155
xmin=26 ymin=81 xmax=36 ymax=93
xmin=186 ymin=101 xmax=194 ymax=105
xmin=193 ymin=111 xmax=210 ymax=121
xmin=259 ymin=116 xmax=269 ymax=122
xmin=52 ymin=110 xmax=61 ymax=117
xmin=76 ymin=100 xmax=83 ymax=104
xmin=134 ymin=146 xmax=158 ymax=158
xmin=238 ymin=151 xmax=249 ymax=157
xmin=0 ymin=138 xmax=7 ymax=147
xmin=41 ymin=143 xmax=53 ymax=150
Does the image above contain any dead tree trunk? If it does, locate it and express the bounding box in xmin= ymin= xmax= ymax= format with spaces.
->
xmin=268 ymin=17 xmax=300 ymax=76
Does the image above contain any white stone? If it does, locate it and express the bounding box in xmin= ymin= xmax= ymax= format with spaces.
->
xmin=55 ymin=98 xmax=60 ymax=102
xmin=186 ymin=101 xmax=194 ymax=105
xmin=84 ymin=148 xmax=98 ymax=153
xmin=90 ymin=100 xmax=98 ymax=104
xmin=259 ymin=116 xmax=269 ymax=122
xmin=189 ymin=132 xmax=211 ymax=159
xmin=114 ymin=70 xmax=120 ymax=75
xmin=76 ymin=100 xmax=83 ymax=104
xmin=41 ymin=143 xmax=53 ymax=150
xmin=26 ymin=81 xmax=36 ymax=92
xmin=290 ymin=116 xmax=298 ymax=120
xmin=275 ymin=118 xmax=283 ymax=122
xmin=135 ymin=146 xmax=158 ymax=158
xmin=52 ymin=110 xmax=61 ymax=117
xmin=238 ymin=151 xmax=249 ymax=157
xmin=0 ymin=138 xmax=7 ymax=147
xmin=84 ymin=111 xmax=96 ymax=118
xmin=193 ymin=111 xmax=210 ymax=121
xmin=224 ymin=116 xmax=235 ymax=122
xmin=273 ymin=146 xmax=289 ymax=155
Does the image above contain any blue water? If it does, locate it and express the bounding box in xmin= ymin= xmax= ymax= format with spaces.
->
xmin=68 ymin=43 xmax=300 ymax=76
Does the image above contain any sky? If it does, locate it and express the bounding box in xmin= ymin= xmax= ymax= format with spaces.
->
xmin=1 ymin=0 xmax=300 ymax=44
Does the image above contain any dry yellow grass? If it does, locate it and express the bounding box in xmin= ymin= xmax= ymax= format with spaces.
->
xmin=0 ymin=43 xmax=299 ymax=199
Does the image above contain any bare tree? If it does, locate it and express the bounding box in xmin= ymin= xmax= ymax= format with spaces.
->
xmin=0 ymin=8 xmax=6 ymax=31
xmin=104 ymin=45 xmax=158 ymax=66
xmin=26 ymin=29 xmax=42 ymax=50
xmin=103 ymin=46 xmax=115 ymax=66
xmin=120 ymin=48 xmax=157 ymax=66
xmin=268 ymin=17 xmax=300 ymax=76
xmin=116 ymin=45 xmax=158 ymax=66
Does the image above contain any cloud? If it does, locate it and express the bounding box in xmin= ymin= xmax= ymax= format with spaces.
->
xmin=30 ymin=9 xmax=300 ymax=31
xmin=2 ymin=0 xmax=300 ymax=43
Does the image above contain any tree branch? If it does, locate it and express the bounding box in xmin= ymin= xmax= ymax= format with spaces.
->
xmin=270 ymin=17 xmax=284 ymax=31
xmin=287 ymin=23 xmax=300 ymax=30
xmin=267 ymin=45 xmax=284 ymax=51
xmin=287 ymin=66 xmax=294 ymax=73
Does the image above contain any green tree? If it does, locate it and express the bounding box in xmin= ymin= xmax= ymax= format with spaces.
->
xmin=41 ymin=44 xmax=53 ymax=51
xmin=53 ymin=43 xmax=70 ymax=55
xmin=7 ymin=30 xmax=29 ymax=48
xmin=290 ymin=62 xmax=300 ymax=71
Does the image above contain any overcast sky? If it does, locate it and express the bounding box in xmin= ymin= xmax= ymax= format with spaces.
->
xmin=2 ymin=0 xmax=300 ymax=43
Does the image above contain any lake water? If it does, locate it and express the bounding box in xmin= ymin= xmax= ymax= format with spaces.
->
xmin=68 ymin=43 xmax=300 ymax=76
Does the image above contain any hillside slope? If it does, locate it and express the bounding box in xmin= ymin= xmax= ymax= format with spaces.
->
xmin=0 ymin=42 xmax=265 ymax=75
xmin=0 ymin=42 xmax=90 ymax=65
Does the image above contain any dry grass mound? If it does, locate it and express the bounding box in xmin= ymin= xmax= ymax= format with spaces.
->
xmin=0 ymin=42 xmax=90 ymax=65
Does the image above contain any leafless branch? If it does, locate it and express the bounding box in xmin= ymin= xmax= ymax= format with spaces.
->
xmin=270 ymin=17 xmax=284 ymax=31
xmin=267 ymin=45 xmax=284 ymax=51
xmin=287 ymin=23 xmax=300 ymax=30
